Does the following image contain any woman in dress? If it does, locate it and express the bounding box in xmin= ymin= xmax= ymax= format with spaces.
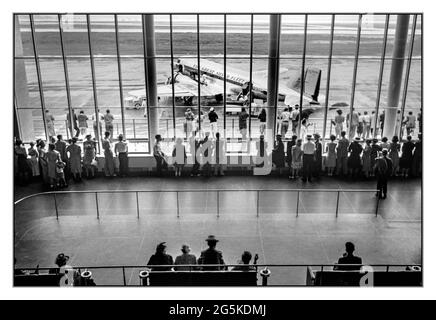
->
xmin=290 ymin=139 xmax=303 ymax=179
xmin=325 ymin=135 xmax=337 ymax=177
xmin=27 ymin=142 xmax=40 ymax=179
xmin=362 ymin=139 xmax=372 ymax=178
xmin=66 ymin=137 xmax=82 ymax=181
xmin=102 ymin=131 xmax=115 ymax=177
xmin=400 ymin=135 xmax=415 ymax=178
xmin=46 ymin=143 xmax=62 ymax=189
xmin=172 ymin=137 xmax=186 ymax=177
xmin=14 ymin=139 xmax=29 ymax=185
xmin=114 ymin=134 xmax=129 ymax=177
xmin=388 ymin=135 xmax=400 ymax=177
xmin=258 ymin=108 xmax=267 ymax=136
xmin=82 ymin=134 xmax=96 ymax=179
xmin=37 ymin=140 xmax=49 ymax=185
xmin=347 ymin=137 xmax=363 ymax=178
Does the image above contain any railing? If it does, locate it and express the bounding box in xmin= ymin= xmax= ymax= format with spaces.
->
xmin=14 ymin=264 xmax=420 ymax=286
xmin=14 ymin=188 xmax=380 ymax=219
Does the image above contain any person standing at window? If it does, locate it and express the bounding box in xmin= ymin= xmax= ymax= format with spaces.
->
xmin=66 ymin=137 xmax=82 ymax=182
xmin=347 ymin=137 xmax=363 ymax=179
xmin=290 ymin=138 xmax=303 ymax=179
xmin=103 ymin=109 xmax=114 ymax=141
xmin=313 ymin=133 xmax=322 ymax=179
xmin=213 ymin=132 xmax=225 ymax=176
xmin=92 ymin=109 xmax=104 ymax=141
xmin=290 ymin=105 xmax=300 ymax=135
xmin=171 ymin=137 xmax=186 ymax=177
xmin=46 ymin=143 xmax=62 ymax=189
xmin=114 ymin=134 xmax=129 ymax=177
xmin=336 ymin=131 xmax=349 ymax=177
xmin=102 ymin=131 xmax=115 ymax=177
xmin=66 ymin=109 xmax=80 ymax=138
xmin=208 ymin=107 xmax=219 ymax=138
xmin=388 ymin=135 xmax=400 ymax=177
xmin=362 ymin=139 xmax=372 ymax=179
xmin=184 ymin=108 xmax=195 ymax=139
xmin=272 ymin=134 xmax=285 ymax=176
xmin=45 ymin=110 xmax=56 ymax=140
xmin=334 ymin=109 xmax=345 ymax=138
xmin=77 ymin=110 xmax=89 ymax=138
xmin=374 ymin=149 xmax=393 ymax=199
xmin=404 ymin=111 xmax=416 ymax=137
xmin=325 ymin=135 xmax=337 ymax=177
xmin=302 ymin=135 xmax=316 ymax=182
xmin=286 ymin=135 xmax=297 ymax=178
xmin=83 ymin=134 xmax=96 ymax=179
xmin=27 ymin=142 xmax=40 ymax=180
xmin=362 ymin=111 xmax=371 ymax=140
xmin=239 ymin=107 xmax=249 ymax=140
xmin=279 ymin=107 xmax=291 ymax=138
xmin=346 ymin=108 xmax=359 ymax=139
xmin=258 ymin=108 xmax=267 ymax=136
xmin=153 ymin=134 xmax=167 ymax=176
xmin=400 ymin=135 xmax=415 ymax=178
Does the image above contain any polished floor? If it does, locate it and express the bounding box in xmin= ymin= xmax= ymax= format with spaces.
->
xmin=14 ymin=175 xmax=422 ymax=285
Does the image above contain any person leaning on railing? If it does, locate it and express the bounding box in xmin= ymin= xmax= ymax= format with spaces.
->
xmin=334 ymin=242 xmax=362 ymax=271
xmin=174 ymin=244 xmax=197 ymax=271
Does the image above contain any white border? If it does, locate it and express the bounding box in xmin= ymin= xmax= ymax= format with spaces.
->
xmin=1 ymin=0 xmax=434 ymax=300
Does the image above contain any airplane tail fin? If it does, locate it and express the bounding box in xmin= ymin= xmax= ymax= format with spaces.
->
xmin=291 ymin=68 xmax=321 ymax=103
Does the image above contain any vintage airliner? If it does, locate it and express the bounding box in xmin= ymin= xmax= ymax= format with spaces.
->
xmin=124 ymin=58 xmax=335 ymax=113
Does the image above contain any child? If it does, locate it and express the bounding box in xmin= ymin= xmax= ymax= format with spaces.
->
xmin=56 ymin=161 xmax=68 ymax=188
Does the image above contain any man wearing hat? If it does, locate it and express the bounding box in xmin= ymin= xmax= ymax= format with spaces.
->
xmin=312 ymin=133 xmax=323 ymax=179
xmin=373 ymin=149 xmax=393 ymax=199
xmin=302 ymin=134 xmax=316 ymax=182
xmin=198 ymin=235 xmax=226 ymax=271
xmin=208 ymin=108 xmax=219 ymax=138
xmin=147 ymin=242 xmax=174 ymax=271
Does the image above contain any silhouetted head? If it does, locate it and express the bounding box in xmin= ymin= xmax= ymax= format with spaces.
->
xmin=55 ymin=253 xmax=69 ymax=267
xmin=292 ymin=135 xmax=298 ymax=141
xmin=71 ymin=137 xmax=78 ymax=144
xmin=382 ymin=149 xmax=388 ymax=156
xmin=48 ymin=143 xmax=55 ymax=151
xmin=337 ymin=109 xmax=343 ymax=115
xmin=181 ymin=244 xmax=190 ymax=254
xmin=407 ymin=136 xmax=412 ymax=141
xmin=241 ymin=251 xmax=252 ymax=265
xmin=216 ymin=132 xmax=220 ymax=140
xmin=392 ymin=136 xmax=399 ymax=143
xmin=341 ymin=131 xmax=346 ymax=138
xmin=345 ymin=242 xmax=355 ymax=255
xmin=104 ymin=131 xmax=110 ymax=138
xmin=155 ymin=134 xmax=162 ymax=142
xmin=57 ymin=134 xmax=63 ymax=141
xmin=205 ymin=235 xmax=219 ymax=248
xmin=15 ymin=139 xmax=23 ymax=146
xmin=330 ymin=134 xmax=336 ymax=141
xmin=106 ymin=109 xmax=110 ymax=114
xmin=118 ymin=134 xmax=124 ymax=142
xmin=156 ymin=242 xmax=167 ymax=254
xmin=381 ymin=137 xmax=388 ymax=143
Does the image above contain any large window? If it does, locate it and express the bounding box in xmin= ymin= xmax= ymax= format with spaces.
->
xmin=14 ymin=13 xmax=423 ymax=153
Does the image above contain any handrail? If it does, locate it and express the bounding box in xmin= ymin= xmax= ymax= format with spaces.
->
xmin=15 ymin=263 xmax=420 ymax=270
xmin=14 ymin=188 xmax=378 ymax=206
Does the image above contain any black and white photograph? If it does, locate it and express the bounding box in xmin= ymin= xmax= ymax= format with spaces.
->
xmin=3 ymin=0 xmax=434 ymax=304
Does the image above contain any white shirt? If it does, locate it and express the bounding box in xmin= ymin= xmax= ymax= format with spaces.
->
xmin=281 ymin=111 xmax=291 ymax=122
xmin=291 ymin=110 xmax=300 ymax=121
xmin=303 ymin=141 xmax=315 ymax=154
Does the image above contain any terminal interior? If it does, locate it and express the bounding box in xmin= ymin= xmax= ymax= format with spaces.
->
xmin=14 ymin=13 xmax=422 ymax=286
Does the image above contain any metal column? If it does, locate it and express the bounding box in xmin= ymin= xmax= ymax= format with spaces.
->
xmin=374 ymin=15 xmax=390 ymax=138
xmin=298 ymin=15 xmax=308 ymax=138
xmin=142 ymin=14 xmax=159 ymax=151
xmin=248 ymin=14 xmax=254 ymax=140
xmin=384 ymin=14 xmax=410 ymax=139
xmin=58 ymin=14 xmax=75 ymax=142
xmin=29 ymin=14 xmax=49 ymax=141
xmin=267 ymin=14 xmax=281 ymax=144
xmin=399 ymin=14 xmax=417 ymax=139
xmin=169 ymin=15 xmax=176 ymax=141
xmin=349 ymin=14 xmax=363 ymax=115
xmin=86 ymin=14 xmax=102 ymax=153
xmin=114 ymin=14 xmax=127 ymax=138
xmin=322 ymin=15 xmax=335 ymax=146
xmin=196 ymin=15 xmax=201 ymax=131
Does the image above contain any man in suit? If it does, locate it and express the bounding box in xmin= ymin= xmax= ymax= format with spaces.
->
xmin=334 ymin=242 xmax=362 ymax=271
xmin=198 ymin=235 xmax=226 ymax=271
xmin=374 ymin=149 xmax=393 ymax=199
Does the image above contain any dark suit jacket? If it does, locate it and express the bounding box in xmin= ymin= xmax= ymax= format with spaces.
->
xmin=335 ymin=255 xmax=363 ymax=271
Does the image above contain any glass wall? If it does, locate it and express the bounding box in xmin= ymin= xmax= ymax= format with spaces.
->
xmin=14 ymin=13 xmax=423 ymax=154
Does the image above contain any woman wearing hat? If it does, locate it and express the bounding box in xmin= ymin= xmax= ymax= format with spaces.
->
xmin=66 ymin=137 xmax=82 ymax=182
xmin=115 ymin=134 xmax=129 ymax=177
xmin=83 ymin=134 xmax=96 ymax=179
xmin=347 ymin=137 xmax=363 ymax=178
xmin=174 ymin=244 xmax=197 ymax=271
